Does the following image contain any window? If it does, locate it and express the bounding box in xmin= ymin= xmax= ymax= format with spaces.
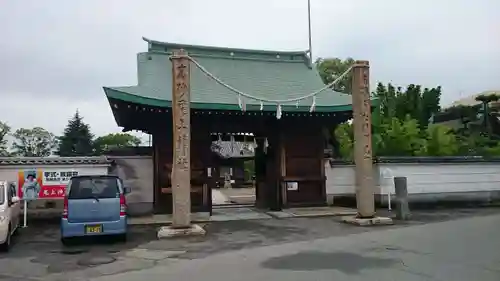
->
xmin=68 ymin=176 xmax=120 ymax=199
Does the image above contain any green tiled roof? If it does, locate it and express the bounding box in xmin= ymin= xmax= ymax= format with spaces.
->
xmin=104 ymin=37 xmax=353 ymax=112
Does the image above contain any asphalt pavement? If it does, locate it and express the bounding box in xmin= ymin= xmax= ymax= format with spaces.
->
xmin=0 ymin=207 xmax=498 ymax=280
xmin=93 ymin=211 xmax=500 ymax=281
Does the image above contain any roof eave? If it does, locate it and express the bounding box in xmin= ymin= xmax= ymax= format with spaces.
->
xmin=103 ymin=87 xmax=128 ymax=127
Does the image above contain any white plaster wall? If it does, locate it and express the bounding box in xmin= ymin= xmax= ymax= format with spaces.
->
xmin=108 ymin=156 xmax=154 ymax=216
xmin=377 ymin=163 xmax=500 ymax=195
xmin=324 ymin=162 xmax=355 ymax=196
xmin=325 ymin=163 xmax=382 ymax=195
xmin=326 ymin=162 xmax=500 ymax=202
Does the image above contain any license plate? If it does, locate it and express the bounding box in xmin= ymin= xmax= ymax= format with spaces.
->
xmin=85 ymin=225 xmax=102 ymax=233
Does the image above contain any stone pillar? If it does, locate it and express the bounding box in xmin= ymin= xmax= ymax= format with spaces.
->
xmin=170 ymin=49 xmax=192 ymax=227
xmin=351 ymin=60 xmax=375 ymax=218
xmin=394 ymin=177 xmax=410 ymax=220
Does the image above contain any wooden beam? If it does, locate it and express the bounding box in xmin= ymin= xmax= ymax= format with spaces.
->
xmin=171 ymin=49 xmax=192 ymax=227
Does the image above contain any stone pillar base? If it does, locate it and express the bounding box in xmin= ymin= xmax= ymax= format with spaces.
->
xmin=341 ymin=215 xmax=393 ymax=226
xmin=157 ymin=224 xmax=206 ymax=239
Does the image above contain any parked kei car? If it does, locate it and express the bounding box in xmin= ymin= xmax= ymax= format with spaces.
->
xmin=0 ymin=181 xmax=21 ymax=252
xmin=60 ymin=175 xmax=130 ymax=244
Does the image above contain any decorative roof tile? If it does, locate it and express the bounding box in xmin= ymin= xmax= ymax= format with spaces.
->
xmin=0 ymin=156 xmax=112 ymax=166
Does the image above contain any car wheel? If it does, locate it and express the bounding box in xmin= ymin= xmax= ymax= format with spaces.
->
xmin=60 ymin=237 xmax=71 ymax=246
xmin=117 ymin=233 xmax=127 ymax=243
xmin=0 ymin=225 xmax=12 ymax=252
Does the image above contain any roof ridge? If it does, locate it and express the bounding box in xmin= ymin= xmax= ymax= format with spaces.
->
xmin=143 ymin=37 xmax=308 ymax=57
xmin=148 ymin=50 xmax=308 ymax=64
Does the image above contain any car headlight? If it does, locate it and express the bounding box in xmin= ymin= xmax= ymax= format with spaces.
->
xmin=0 ymin=216 xmax=6 ymax=222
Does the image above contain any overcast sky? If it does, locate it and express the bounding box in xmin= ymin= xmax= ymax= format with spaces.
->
xmin=0 ymin=0 xmax=498 ymax=142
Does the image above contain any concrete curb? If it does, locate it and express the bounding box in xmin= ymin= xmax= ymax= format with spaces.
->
xmin=265 ymin=210 xmax=358 ymax=219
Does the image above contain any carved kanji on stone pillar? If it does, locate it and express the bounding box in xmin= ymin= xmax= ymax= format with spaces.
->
xmin=171 ymin=49 xmax=191 ymax=227
xmin=351 ymin=60 xmax=375 ymax=218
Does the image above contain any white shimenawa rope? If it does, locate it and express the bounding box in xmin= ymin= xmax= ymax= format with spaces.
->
xmin=171 ymin=55 xmax=352 ymax=118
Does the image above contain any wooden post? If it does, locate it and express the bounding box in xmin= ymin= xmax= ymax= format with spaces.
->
xmin=254 ymin=138 xmax=265 ymax=209
xmin=351 ymin=60 xmax=375 ymax=218
xmin=171 ymin=49 xmax=191 ymax=227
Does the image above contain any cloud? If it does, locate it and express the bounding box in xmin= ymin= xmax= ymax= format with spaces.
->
xmin=0 ymin=0 xmax=498 ymax=136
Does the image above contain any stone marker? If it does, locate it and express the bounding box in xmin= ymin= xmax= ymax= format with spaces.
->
xmin=394 ymin=176 xmax=411 ymax=220
xmin=341 ymin=61 xmax=393 ymax=226
xmin=351 ymin=60 xmax=376 ymax=218
xmin=157 ymin=49 xmax=205 ymax=238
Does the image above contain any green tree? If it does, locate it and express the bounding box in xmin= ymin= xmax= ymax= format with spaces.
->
xmin=93 ymin=133 xmax=142 ymax=155
xmin=316 ymin=59 xmax=442 ymax=125
xmin=11 ymin=127 xmax=57 ymax=157
xmin=422 ymin=124 xmax=459 ymax=156
xmin=419 ymin=87 xmax=441 ymax=128
xmin=440 ymin=94 xmax=500 ymax=155
xmin=482 ymin=142 xmax=500 ymax=156
xmin=335 ymin=116 xmax=432 ymax=159
xmin=375 ymin=116 xmax=426 ymax=156
xmin=441 ymin=105 xmax=480 ymax=132
xmin=373 ymin=82 xmax=396 ymax=120
xmin=373 ymin=83 xmax=441 ymax=128
xmin=57 ymin=111 xmax=94 ymax=156
xmin=334 ymin=122 xmax=354 ymax=160
xmin=0 ymin=121 xmax=11 ymax=156
xmin=475 ymin=93 xmax=500 ymax=132
xmin=315 ymin=57 xmax=354 ymax=93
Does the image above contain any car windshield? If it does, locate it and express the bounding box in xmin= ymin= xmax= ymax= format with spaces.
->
xmin=68 ymin=177 xmax=120 ymax=199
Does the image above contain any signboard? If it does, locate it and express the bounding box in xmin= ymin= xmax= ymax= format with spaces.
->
xmin=18 ymin=169 xmax=79 ymax=199
xmin=286 ymin=182 xmax=298 ymax=191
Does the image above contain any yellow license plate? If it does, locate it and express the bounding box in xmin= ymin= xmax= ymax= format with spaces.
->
xmin=85 ymin=225 xmax=102 ymax=233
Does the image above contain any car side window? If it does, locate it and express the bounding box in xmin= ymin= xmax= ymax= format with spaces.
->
xmin=7 ymin=185 xmax=13 ymax=204
xmin=9 ymin=184 xmax=16 ymax=198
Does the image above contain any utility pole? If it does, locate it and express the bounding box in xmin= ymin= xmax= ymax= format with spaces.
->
xmin=307 ymin=0 xmax=313 ymax=65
